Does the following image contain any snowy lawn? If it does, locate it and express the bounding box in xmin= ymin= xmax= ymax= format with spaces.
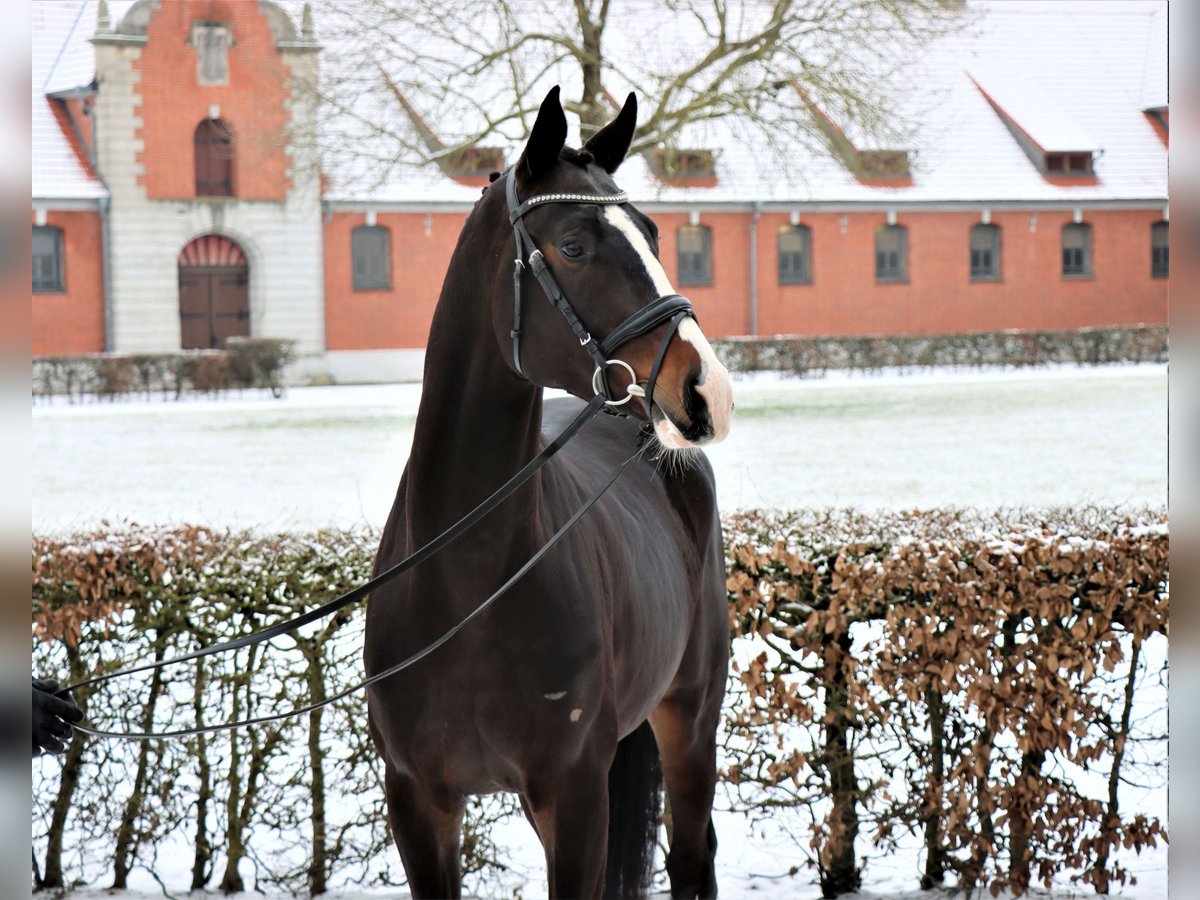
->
xmin=32 ymin=363 xmax=1167 ymax=533
xmin=31 ymin=363 xmax=1169 ymax=898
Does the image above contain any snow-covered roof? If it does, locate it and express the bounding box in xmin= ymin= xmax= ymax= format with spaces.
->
xmin=324 ymin=0 xmax=1168 ymax=206
xmin=32 ymin=0 xmax=109 ymax=201
xmin=968 ymin=68 xmax=1098 ymax=153
xmin=1140 ymin=4 xmax=1168 ymax=110
xmin=32 ymin=0 xmax=1168 ymax=208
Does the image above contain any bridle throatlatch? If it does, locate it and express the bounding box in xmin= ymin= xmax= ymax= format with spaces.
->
xmin=505 ymin=169 xmax=695 ymax=414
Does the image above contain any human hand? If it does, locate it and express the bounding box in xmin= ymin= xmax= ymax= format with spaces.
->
xmin=32 ymin=679 xmax=83 ymax=756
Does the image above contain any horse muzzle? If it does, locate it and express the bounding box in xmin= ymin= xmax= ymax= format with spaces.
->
xmin=648 ymin=319 xmax=733 ymax=449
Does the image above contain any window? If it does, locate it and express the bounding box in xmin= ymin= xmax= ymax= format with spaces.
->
xmin=875 ymin=224 xmax=907 ymax=282
xmin=195 ymin=118 xmax=234 ymax=197
xmin=778 ymin=225 xmax=812 ymax=284
xmin=677 ymin=225 xmax=712 ymax=286
xmin=1046 ymin=153 xmax=1093 ymax=176
xmin=352 ymin=225 xmax=391 ymax=290
xmin=969 ymin=223 xmax=1001 ymax=280
xmin=1151 ymin=221 xmax=1168 ymax=278
xmin=1062 ymin=223 xmax=1092 ymax=277
xmin=32 ymin=225 xmax=64 ymax=293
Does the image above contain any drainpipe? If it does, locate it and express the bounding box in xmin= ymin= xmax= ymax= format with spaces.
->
xmin=100 ymin=195 xmax=113 ymax=351
xmin=748 ymin=201 xmax=762 ymax=336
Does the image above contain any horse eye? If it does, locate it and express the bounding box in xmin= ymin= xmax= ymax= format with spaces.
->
xmin=560 ymin=241 xmax=586 ymax=259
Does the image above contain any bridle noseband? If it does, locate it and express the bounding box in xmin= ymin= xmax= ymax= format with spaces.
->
xmin=505 ymin=169 xmax=695 ymax=415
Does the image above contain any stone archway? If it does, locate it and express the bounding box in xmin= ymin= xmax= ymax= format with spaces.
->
xmin=178 ymin=234 xmax=249 ymax=349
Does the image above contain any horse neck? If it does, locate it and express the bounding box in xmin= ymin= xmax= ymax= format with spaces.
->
xmin=405 ymin=206 xmax=544 ymax=548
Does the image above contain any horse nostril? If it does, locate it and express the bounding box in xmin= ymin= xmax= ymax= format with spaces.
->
xmin=683 ymin=370 xmax=714 ymax=436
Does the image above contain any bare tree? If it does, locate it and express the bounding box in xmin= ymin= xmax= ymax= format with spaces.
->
xmin=300 ymin=0 xmax=971 ymax=190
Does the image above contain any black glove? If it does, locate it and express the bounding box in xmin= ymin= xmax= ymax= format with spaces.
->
xmin=32 ymin=679 xmax=83 ymax=756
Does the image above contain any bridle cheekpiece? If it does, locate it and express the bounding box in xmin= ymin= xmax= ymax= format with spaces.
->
xmin=505 ymin=168 xmax=695 ymax=415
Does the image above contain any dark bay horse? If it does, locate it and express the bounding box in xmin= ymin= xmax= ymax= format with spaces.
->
xmin=364 ymin=87 xmax=734 ymax=899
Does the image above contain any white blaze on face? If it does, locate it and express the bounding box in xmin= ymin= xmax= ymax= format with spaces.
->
xmin=676 ymin=317 xmax=733 ymax=441
xmin=602 ymin=206 xmax=674 ymax=294
xmin=602 ymin=206 xmax=734 ymax=444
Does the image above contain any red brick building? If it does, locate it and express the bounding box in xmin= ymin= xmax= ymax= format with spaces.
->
xmin=33 ymin=1 xmax=1168 ymax=382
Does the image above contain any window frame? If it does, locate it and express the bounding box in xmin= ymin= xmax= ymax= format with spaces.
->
xmin=874 ymin=223 xmax=908 ymax=283
xmin=676 ymin=224 xmax=713 ymax=287
xmin=32 ymin=225 xmax=65 ymax=294
xmin=969 ymin=223 xmax=1002 ymax=282
xmin=1061 ymin=222 xmax=1093 ymax=279
xmin=777 ymin=224 xmax=812 ymax=285
xmin=351 ymin=224 xmax=392 ymax=291
xmin=1151 ymin=221 xmax=1168 ymax=279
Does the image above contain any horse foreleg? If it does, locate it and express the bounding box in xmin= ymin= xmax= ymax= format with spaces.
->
xmin=518 ymin=792 xmax=543 ymax=843
xmin=651 ymin=695 xmax=721 ymax=899
xmin=525 ymin=760 xmax=611 ymax=900
xmin=382 ymin=766 xmax=466 ymax=899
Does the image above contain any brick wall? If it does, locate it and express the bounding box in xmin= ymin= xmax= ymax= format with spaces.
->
xmin=36 ymin=202 xmax=1167 ymax=358
xmin=752 ymin=208 xmax=1168 ymax=337
xmin=323 ymin=211 xmax=469 ymax=351
xmin=321 ymin=205 xmax=1169 ymax=351
xmin=133 ymin=0 xmax=290 ymax=201
xmin=32 ymin=210 xmax=106 ymax=355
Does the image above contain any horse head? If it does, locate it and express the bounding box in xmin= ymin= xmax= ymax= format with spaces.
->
xmin=494 ymin=86 xmax=734 ymax=450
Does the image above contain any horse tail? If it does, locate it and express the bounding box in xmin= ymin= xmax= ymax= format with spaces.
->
xmin=604 ymin=720 xmax=662 ymax=898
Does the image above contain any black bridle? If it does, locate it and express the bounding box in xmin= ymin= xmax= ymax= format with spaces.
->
xmin=57 ymin=168 xmax=699 ymax=741
xmin=505 ymin=168 xmax=695 ymax=415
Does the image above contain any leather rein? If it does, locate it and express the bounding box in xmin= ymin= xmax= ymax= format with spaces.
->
xmin=60 ymin=168 xmax=697 ymax=742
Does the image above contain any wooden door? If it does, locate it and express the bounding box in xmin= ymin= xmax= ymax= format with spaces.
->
xmin=178 ymin=267 xmax=249 ymax=349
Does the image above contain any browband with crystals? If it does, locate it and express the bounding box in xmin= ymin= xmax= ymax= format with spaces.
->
xmin=509 ymin=191 xmax=630 ymax=225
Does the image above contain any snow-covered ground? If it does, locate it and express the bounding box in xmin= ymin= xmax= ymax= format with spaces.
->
xmin=32 ymin=363 xmax=1167 ymax=533
xmin=31 ymin=363 xmax=1170 ymax=898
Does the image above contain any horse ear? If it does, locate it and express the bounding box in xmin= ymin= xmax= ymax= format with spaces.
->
xmin=518 ymin=86 xmax=568 ymax=182
xmin=583 ymin=92 xmax=637 ymax=174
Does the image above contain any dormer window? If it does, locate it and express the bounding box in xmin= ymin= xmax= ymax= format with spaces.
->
xmin=969 ymin=74 xmax=1099 ymax=183
xmin=649 ymin=148 xmax=717 ymax=186
xmin=791 ymin=85 xmax=911 ymax=186
xmin=1046 ymin=153 xmax=1093 ymax=177
xmin=856 ymin=150 xmax=911 ymax=180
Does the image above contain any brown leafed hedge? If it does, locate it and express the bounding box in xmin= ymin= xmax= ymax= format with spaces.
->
xmin=31 ymin=508 xmax=1168 ymax=896
xmin=723 ymin=508 xmax=1168 ymax=896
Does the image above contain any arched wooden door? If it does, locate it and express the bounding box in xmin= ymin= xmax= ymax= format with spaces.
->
xmin=178 ymin=234 xmax=249 ymax=349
